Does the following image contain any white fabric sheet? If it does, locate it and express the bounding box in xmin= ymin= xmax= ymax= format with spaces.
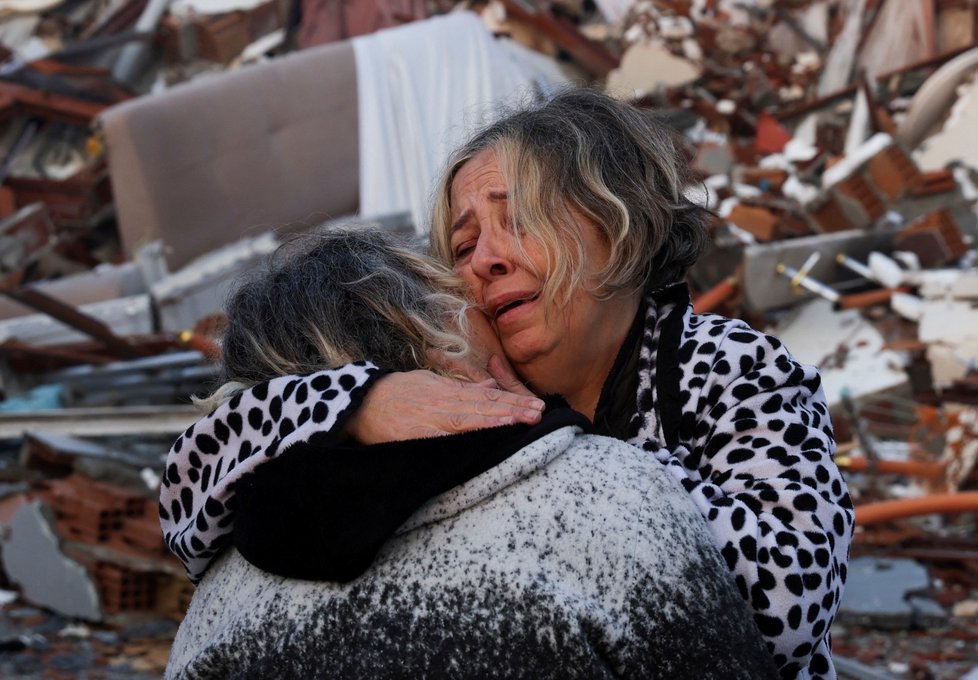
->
xmin=353 ymin=12 xmax=569 ymax=233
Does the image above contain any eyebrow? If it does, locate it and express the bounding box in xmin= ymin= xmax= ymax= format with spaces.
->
xmin=449 ymin=190 xmax=509 ymax=236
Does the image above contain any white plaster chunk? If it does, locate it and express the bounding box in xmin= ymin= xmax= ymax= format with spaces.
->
xmin=733 ymin=183 xmax=763 ymax=199
xmin=915 ymin=78 xmax=978 ymax=172
xmin=782 ymin=175 xmax=819 ymax=204
xmin=796 ymin=51 xmax=822 ymax=71
xmin=868 ymin=251 xmax=905 ymax=288
xmin=950 ymin=272 xmax=978 ymax=299
xmin=918 ymin=300 xmax=978 ymax=344
xmin=759 ymin=153 xmax=791 ymax=170
xmin=717 ymin=197 xmax=739 ymax=218
xmin=822 ymin=133 xmax=893 ymax=189
xmin=170 ymin=0 xmax=269 ymax=18
xmin=892 ymin=251 xmax=922 ymax=272
xmin=0 ymin=501 xmax=101 ymax=621
xmin=681 ymin=38 xmax=703 ymax=61
xmin=890 ymin=292 xmax=924 ymax=322
xmin=907 ymin=269 xmax=974 ymax=298
xmin=606 ymin=42 xmax=701 ymax=98
xmin=716 ymin=99 xmax=736 ymax=115
xmin=658 ymin=15 xmax=693 ymax=39
xmin=926 ymin=344 xmax=972 ymax=387
xmin=771 ymin=299 xmax=907 ymax=408
xmin=844 ymin=88 xmax=872 ymax=157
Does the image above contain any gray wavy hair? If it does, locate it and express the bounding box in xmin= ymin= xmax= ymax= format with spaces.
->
xmin=201 ymin=227 xmax=471 ymax=409
xmin=430 ymin=88 xmax=710 ymax=309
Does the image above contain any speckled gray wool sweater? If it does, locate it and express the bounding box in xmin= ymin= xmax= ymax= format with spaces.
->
xmin=165 ymin=425 xmax=778 ymax=680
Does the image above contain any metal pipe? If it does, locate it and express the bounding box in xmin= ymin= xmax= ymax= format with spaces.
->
xmin=836 ymin=455 xmax=945 ymax=481
xmin=855 ymin=492 xmax=978 ymax=526
xmin=835 ymin=253 xmax=874 ymax=280
xmin=775 ymin=262 xmax=841 ymax=303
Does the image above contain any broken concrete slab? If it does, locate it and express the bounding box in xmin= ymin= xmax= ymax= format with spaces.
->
xmin=150 ymin=231 xmax=277 ymax=333
xmin=838 ymin=557 xmax=937 ymax=630
xmin=772 ymin=299 xmax=908 ymax=409
xmin=742 ymin=229 xmax=899 ymax=311
xmin=0 ymin=500 xmax=101 ymax=621
xmin=906 ymin=595 xmax=949 ymax=628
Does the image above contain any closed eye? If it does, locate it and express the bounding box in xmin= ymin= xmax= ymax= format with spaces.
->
xmin=453 ymin=241 xmax=475 ymax=262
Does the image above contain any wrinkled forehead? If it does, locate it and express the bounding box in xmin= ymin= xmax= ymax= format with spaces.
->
xmin=449 ymin=149 xmax=507 ymax=203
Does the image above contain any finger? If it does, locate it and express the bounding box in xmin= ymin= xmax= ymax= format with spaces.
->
xmin=438 ymin=375 xmax=543 ymax=410
xmin=487 ymin=355 xmax=536 ymax=397
xmin=469 ymin=398 xmax=546 ymax=423
xmin=405 ymin=425 xmax=455 ymax=440
xmin=434 ymin=410 xmax=541 ymax=435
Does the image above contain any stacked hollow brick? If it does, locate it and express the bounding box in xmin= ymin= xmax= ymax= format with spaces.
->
xmin=41 ymin=473 xmax=189 ymax=617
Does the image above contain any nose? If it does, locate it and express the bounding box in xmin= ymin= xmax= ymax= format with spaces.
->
xmin=470 ymin=234 xmax=513 ymax=280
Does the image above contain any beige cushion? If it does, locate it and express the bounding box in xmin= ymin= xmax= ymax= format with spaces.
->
xmin=99 ymin=41 xmax=358 ymax=271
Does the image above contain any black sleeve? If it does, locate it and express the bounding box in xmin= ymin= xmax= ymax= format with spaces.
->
xmin=232 ymin=403 xmax=590 ymax=581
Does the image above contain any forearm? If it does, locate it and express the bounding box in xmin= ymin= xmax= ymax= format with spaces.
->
xmin=160 ymin=362 xmax=383 ymax=582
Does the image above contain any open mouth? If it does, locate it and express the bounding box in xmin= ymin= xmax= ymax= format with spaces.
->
xmin=494 ymin=294 xmax=539 ymax=320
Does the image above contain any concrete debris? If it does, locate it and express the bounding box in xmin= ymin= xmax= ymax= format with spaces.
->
xmin=0 ymin=501 xmax=101 ymax=621
xmin=838 ymin=557 xmax=939 ymax=630
xmin=0 ymin=0 xmax=974 ymax=674
xmin=916 ymin=74 xmax=978 ymax=172
xmin=773 ymin=298 xmax=907 ymax=408
xmin=606 ymin=41 xmax=701 ymax=98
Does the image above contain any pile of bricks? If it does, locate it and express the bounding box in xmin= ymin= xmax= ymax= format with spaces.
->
xmin=40 ymin=473 xmax=184 ymax=617
xmin=44 ymin=474 xmax=146 ymax=544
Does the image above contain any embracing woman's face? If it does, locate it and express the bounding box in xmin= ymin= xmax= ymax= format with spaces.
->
xmin=447 ymin=149 xmax=640 ymax=414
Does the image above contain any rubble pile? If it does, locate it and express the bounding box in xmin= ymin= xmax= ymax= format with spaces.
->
xmin=0 ymin=0 xmax=976 ymax=676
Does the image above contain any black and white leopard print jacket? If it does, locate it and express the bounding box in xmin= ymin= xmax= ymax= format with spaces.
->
xmin=160 ymin=284 xmax=853 ymax=680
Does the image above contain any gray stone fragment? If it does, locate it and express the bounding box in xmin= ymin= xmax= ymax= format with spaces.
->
xmin=907 ymin=595 xmax=948 ymax=627
xmin=0 ymin=501 xmax=101 ymax=621
xmin=838 ymin=557 xmax=932 ymax=629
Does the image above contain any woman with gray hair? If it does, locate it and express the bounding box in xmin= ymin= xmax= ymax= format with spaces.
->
xmin=163 ymin=227 xmax=778 ymax=679
xmin=162 ymin=89 xmax=852 ymax=679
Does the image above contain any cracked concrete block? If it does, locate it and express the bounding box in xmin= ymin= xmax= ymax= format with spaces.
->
xmin=907 ymin=595 xmax=949 ymax=628
xmin=0 ymin=501 xmax=101 ymax=621
xmin=838 ymin=557 xmax=934 ymax=630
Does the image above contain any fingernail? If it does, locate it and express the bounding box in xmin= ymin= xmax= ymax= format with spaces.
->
xmin=529 ymin=399 xmax=545 ymax=410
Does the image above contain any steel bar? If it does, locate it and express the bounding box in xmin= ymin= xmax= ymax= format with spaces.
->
xmin=0 ymin=406 xmax=199 ymax=439
xmin=0 ymin=287 xmax=151 ymax=359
